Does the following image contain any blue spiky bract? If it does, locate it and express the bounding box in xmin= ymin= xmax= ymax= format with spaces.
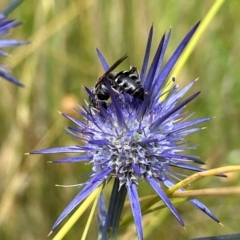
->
xmin=0 ymin=14 xmax=28 ymax=86
xmin=31 ymin=22 xmax=220 ymax=240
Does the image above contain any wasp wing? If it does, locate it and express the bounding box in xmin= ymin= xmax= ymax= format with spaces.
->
xmin=95 ymin=54 xmax=128 ymax=88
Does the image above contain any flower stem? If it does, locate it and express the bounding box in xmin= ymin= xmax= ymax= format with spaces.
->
xmin=103 ymin=179 xmax=127 ymax=240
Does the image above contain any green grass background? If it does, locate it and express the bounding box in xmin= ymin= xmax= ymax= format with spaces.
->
xmin=0 ymin=0 xmax=239 ymax=239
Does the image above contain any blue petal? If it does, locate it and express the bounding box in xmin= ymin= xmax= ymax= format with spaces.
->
xmin=127 ymin=181 xmax=143 ymax=240
xmin=30 ymin=146 xmax=94 ymax=154
xmin=53 ymin=155 xmax=93 ymax=163
xmin=170 ymin=162 xmax=226 ymax=177
xmin=96 ymin=48 xmax=109 ymax=71
xmin=0 ymin=70 xmax=24 ymax=87
xmin=152 ymin=22 xmax=200 ymax=102
xmin=0 ymin=39 xmax=29 ymax=47
xmin=0 ymin=15 xmax=21 ymax=29
xmin=177 ymin=128 xmax=202 ymax=136
xmin=0 ymin=49 xmax=8 ymax=56
xmin=161 ymin=81 xmax=196 ymax=109
xmin=99 ymin=106 xmax=116 ymax=127
xmin=62 ymin=113 xmax=87 ymax=128
xmin=140 ymin=25 xmax=153 ymax=82
xmin=138 ymin=138 xmax=159 ymax=146
xmin=150 ymin=92 xmax=200 ymax=132
xmin=67 ymin=126 xmax=93 ymax=136
xmin=173 ymin=118 xmax=211 ymax=131
xmin=138 ymin=32 xmax=169 ymax=117
xmin=88 ymin=139 xmax=110 ymax=146
xmin=190 ymin=199 xmax=220 ymax=223
xmin=84 ymin=86 xmax=95 ymax=99
xmin=162 ymin=177 xmax=220 ymax=223
xmin=149 ymin=29 xmax=171 ymax=96
xmin=161 ymin=153 xmax=204 ymax=164
xmin=52 ymin=168 xmax=112 ymax=230
xmin=146 ymin=176 xmax=184 ymax=226
xmin=65 ymin=128 xmax=88 ymax=141
xmin=0 ymin=15 xmax=5 ymax=21
xmin=132 ymin=164 xmax=141 ymax=176
xmin=104 ymin=79 xmax=127 ymax=128
xmin=161 ymin=177 xmax=176 ymax=188
xmin=171 ymin=158 xmax=227 ymax=177
xmin=144 ymin=31 xmax=170 ymax=93
xmin=0 ymin=16 xmax=29 ymax=86
xmin=169 ymin=162 xmax=206 ymax=172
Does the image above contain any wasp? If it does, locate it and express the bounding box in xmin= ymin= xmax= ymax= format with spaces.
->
xmin=90 ymin=54 xmax=144 ymax=109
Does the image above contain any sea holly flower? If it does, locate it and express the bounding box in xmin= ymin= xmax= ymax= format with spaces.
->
xmin=30 ymin=22 xmax=221 ymax=239
xmin=0 ymin=14 xmax=28 ymax=86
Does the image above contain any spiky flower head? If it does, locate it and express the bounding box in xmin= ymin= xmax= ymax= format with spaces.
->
xmin=31 ymin=22 xmax=220 ymax=239
xmin=0 ymin=14 xmax=28 ymax=86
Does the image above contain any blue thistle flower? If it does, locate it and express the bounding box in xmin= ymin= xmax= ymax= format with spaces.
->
xmin=0 ymin=14 xmax=28 ymax=86
xmin=31 ymin=22 xmax=221 ymax=239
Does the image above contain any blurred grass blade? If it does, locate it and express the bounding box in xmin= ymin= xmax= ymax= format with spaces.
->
xmin=52 ymin=185 xmax=103 ymax=240
xmin=2 ymin=0 xmax=24 ymax=15
xmin=190 ymin=233 xmax=240 ymax=240
xmin=162 ymin=0 xmax=225 ymax=101
xmin=81 ymin=186 xmax=102 ymax=240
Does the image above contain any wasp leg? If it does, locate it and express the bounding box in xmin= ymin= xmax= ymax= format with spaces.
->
xmin=111 ymin=87 xmax=120 ymax=95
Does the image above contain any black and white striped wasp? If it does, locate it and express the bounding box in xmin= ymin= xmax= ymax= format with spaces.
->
xmin=90 ymin=54 xmax=144 ymax=109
